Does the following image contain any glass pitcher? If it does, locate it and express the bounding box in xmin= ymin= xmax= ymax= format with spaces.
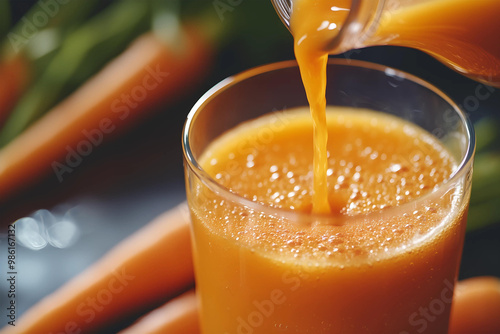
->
xmin=272 ymin=0 xmax=500 ymax=87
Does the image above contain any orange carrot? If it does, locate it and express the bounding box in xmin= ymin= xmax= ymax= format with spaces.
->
xmin=0 ymin=23 xmax=212 ymax=202
xmin=449 ymin=276 xmax=500 ymax=334
xmin=0 ymin=54 xmax=30 ymax=126
xmin=118 ymin=290 xmax=199 ymax=334
xmin=0 ymin=201 xmax=194 ymax=334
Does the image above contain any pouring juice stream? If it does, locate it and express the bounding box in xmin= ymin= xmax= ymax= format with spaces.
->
xmin=291 ymin=0 xmax=351 ymax=213
xmin=290 ymin=0 xmax=498 ymax=212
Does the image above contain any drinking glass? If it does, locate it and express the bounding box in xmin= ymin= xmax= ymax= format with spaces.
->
xmin=183 ymin=59 xmax=475 ymax=333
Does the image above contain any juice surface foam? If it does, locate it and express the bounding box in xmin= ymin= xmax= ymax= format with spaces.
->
xmin=197 ymin=107 xmax=462 ymax=266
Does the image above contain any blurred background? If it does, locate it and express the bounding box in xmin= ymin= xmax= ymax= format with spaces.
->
xmin=0 ymin=0 xmax=499 ymax=331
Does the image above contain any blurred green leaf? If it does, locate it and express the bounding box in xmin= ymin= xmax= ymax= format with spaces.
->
xmin=0 ymin=0 xmax=11 ymax=40
xmin=2 ymin=0 xmax=102 ymax=60
xmin=182 ymin=0 xmax=291 ymax=53
xmin=471 ymin=153 xmax=500 ymax=192
xmin=151 ymin=0 xmax=181 ymax=45
xmin=474 ymin=117 xmax=500 ymax=153
xmin=468 ymin=116 xmax=500 ymax=231
xmin=467 ymin=197 xmax=500 ymax=232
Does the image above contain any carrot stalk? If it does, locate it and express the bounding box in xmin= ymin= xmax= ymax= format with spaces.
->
xmin=118 ymin=290 xmax=199 ymax=334
xmin=0 ymin=201 xmax=194 ymax=334
xmin=0 ymin=23 xmax=212 ymax=201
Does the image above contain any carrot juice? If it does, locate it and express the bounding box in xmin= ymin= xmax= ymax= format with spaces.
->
xmin=186 ymin=104 xmax=472 ymax=333
xmin=290 ymin=0 xmax=500 ymax=86
xmin=375 ymin=0 xmax=500 ymax=85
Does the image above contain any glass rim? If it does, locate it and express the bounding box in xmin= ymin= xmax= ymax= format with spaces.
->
xmin=182 ymin=58 xmax=475 ymax=225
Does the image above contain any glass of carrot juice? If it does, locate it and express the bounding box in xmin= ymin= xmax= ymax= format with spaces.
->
xmin=182 ymin=59 xmax=475 ymax=334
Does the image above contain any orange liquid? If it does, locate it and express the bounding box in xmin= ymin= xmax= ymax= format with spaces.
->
xmin=191 ymin=108 xmax=469 ymax=333
xmin=376 ymin=0 xmax=500 ymax=85
xmin=291 ymin=0 xmax=352 ymax=213
xmin=290 ymin=0 xmax=498 ymax=208
xmin=291 ymin=0 xmax=500 ymax=86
